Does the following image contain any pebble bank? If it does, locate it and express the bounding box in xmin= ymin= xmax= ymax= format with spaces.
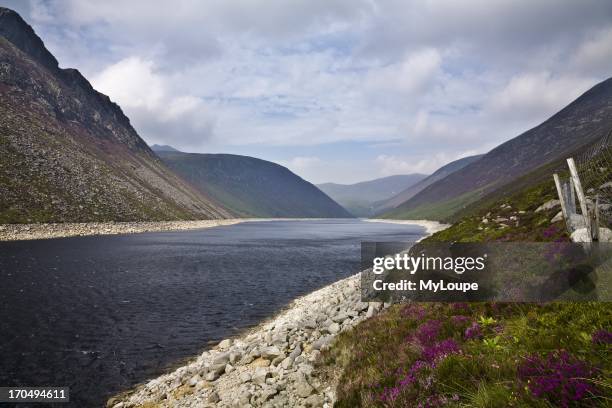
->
xmin=107 ymin=220 xmax=448 ymax=408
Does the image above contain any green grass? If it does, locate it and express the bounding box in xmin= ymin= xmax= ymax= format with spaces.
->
xmin=382 ymin=189 xmax=485 ymax=221
xmin=325 ymin=303 xmax=612 ymax=407
xmin=324 ymin=147 xmax=612 ymax=407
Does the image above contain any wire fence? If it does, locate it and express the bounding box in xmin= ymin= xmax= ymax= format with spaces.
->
xmin=575 ymin=129 xmax=612 ymax=230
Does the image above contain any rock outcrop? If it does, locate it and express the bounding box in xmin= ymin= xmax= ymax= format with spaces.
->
xmin=0 ymin=7 xmax=232 ymax=223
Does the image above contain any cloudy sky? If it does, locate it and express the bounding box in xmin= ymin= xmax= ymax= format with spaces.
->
xmin=4 ymin=0 xmax=612 ymax=183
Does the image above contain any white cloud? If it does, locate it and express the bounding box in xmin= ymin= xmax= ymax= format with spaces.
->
xmin=571 ymin=28 xmax=612 ymax=77
xmin=92 ymin=57 xmax=216 ymax=148
xmin=10 ymin=0 xmax=612 ymax=183
xmin=365 ymin=48 xmax=442 ymax=99
xmin=376 ymin=151 xmax=479 ymax=176
xmin=488 ymin=72 xmax=594 ymax=123
xmin=285 ymin=156 xmax=321 ymax=172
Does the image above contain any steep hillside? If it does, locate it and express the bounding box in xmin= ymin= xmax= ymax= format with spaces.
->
xmin=155 ymin=149 xmax=353 ymax=218
xmin=317 ymin=174 xmax=427 ymax=217
xmin=325 ymin=138 xmax=612 ymax=408
xmin=385 ymin=77 xmax=612 ymax=221
xmin=0 ymin=7 xmax=231 ymax=223
xmin=376 ymin=155 xmax=482 ymax=215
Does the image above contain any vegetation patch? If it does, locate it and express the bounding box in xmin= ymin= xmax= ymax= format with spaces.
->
xmin=325 ymin=302 xmax=611 ymax=407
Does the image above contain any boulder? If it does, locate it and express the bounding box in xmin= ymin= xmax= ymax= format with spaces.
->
xmin=239 ymin=372 xmax=252 ymax=383
xmin=327 ymin=322 xmax=340 ymax=334
xmin=312 ymin=335 xmax=333 ymax=351
xmin=218 ymin=339 xmax=233 ymax=349
xmin=212 ymin=352 xmax=231 ymax=365
xmin=260 ymin=385 xmax=278 ymax=402
xmin=294 ymin=375 xmax=314 ymax=398
xmin=280 ymin=356 xmax=294 ymax=370
xmin=205 ymin=363 xmax=226 ymax=381
xmin=304 ymin=394 xmax=325 ymax=407
xmin=260 ymin=346 xmax=282 ymax=359
xmin=208 ymin=391 xmax=220 ymax=403
xmin=331 ymin=312 xmax=349 ymax=323
xmin=188 ymin=374 xmax=200 ymax=387
xmin=252 ymin=367 xmax=270 ymax=385
xmin=535 ymin=199 xmax=560 ymax=212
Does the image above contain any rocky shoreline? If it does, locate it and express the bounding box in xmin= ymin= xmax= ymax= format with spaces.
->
xmin=108 ymin=220 xmax=448 ymax=408
xmin=109 ymin=274 xmax=376 ymax=408
xmin=0 ymin=220 xmax=243 ymax=241
xmin=0 ymin=218 xmax=344 ymax=241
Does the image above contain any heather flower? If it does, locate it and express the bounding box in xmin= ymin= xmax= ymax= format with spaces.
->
xmin=378 ymin=360 xmax=431 ymax=402
xmin=422 ymin=339 xmax=460 ymax=362
xmin=452 ymin=302 xmax=469 ymax=312
xmin=542 ymin=225 xmax=559 ymax=238
xmin=518 ymin=351 xmax=599 ymax=407
xmin=464 ymin=322 xmax=482 ymax=340
xmin=451 ymin=315 xmax=470 ymax=327
xmin=401 ymin=303 xmax=428 ymax=320
xmin=379 ymin=386 xmax=401 ymax=403
xmin=592 ymin=329 xmax=612 ymax=345
xmin=397 ymin=360 xmax=429 ymax=387
xmin=415 ymin=320 xmax=442 ymax=345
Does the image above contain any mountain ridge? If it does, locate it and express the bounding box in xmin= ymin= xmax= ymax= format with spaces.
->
xmin=0 ymin=7 xmax=232 ymax=222
xmin=156 ymin=151 xmax=353 ymax=218
xmin=317 ymin=174 xmax=427 ymax=217
xmin=385 ymin=77 xmax=612 ymax=220
xmin=375 ymin=155 xmax=483 ymax=214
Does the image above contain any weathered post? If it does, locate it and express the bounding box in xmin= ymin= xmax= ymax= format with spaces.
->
xmin=567 ymin=158 xmax=592 ymax=242
xmin=553 ymin=174 xmax=568 ymax=221
xmin=568 ymin=177 xmax=576 ymax=214
xmin=593 ymin=194 xmax=600 ymax=241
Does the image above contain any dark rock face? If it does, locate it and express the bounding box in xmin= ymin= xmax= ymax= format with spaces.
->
xmin=0 ymin=7 xmax=231 ymax=222
xmin=391 ymin=77 xmax=612 ymax=218
xmin=0 ymin=7 xmax=59 ymax=72
xmin=157 ymin=151 xmax=354 ymax=218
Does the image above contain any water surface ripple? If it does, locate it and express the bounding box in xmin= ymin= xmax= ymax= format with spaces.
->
xmin=0 ymin=219 xmax=424 ymax=407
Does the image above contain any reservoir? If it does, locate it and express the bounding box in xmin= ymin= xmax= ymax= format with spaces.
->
xmin=0 ymin=219 xmax=425 ymax=407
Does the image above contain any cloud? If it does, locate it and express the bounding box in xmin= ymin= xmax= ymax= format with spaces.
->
xmin=487 ymin=72 xmax=594 ymax=124
xmin=571 ymin=27 xmax=612 ymax=77
xmin=9 ymin=0 xmax=612 ymax=183
xmin=92 ymin=57 xmax=216 ymax=148
xmin=375 ymin=151 xmax=477 ymax=176
xmin=285 ymin=156 xmax=321 ymax=173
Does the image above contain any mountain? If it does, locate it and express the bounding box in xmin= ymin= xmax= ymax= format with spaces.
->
xmin=317 ymin=174 xmax=427 ymax=217
xmin=156 ymin=151 xmax=353 ymax=218
xmin=0 ymin=7 xmax=232 ymax=223
xmin=150 ymin=144 xmax=180 ymax=152
xmin=375 ymin=155 xmax=483 ymax=214
xmin=384 ymin=77 xmax=612 ymax=221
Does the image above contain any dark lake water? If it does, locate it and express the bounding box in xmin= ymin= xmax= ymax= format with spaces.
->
xmin=0 ymin=219 xmax=424 ymax=407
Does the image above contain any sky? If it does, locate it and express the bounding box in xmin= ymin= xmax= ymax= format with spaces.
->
xmin=3 ymin=0 xmax=612 ymax=184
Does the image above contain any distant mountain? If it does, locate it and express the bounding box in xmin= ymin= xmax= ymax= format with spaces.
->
xmin=375 ymin=155 xmax=483 ymax=214
xmin=151 ymin=144 xmax=180 ymax=152
xmin=318 ymin=174 xmax=427 ymax=217
xmin=0 ymin=7 xmax=231 ymax=222
xmin=157 ymin=151 xmax=353 ymax=218
xmin=384 ymin=77 xmax=612 ymax=221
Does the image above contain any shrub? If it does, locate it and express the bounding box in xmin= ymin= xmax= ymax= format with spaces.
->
xmin=518 ymin=351 xmax=600 ymax=407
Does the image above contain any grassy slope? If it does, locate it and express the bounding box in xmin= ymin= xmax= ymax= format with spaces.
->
xmin=323 ymin=160 xmax=612 ymax=407
xmin=381 ymin=188 xmax=485 ymax=222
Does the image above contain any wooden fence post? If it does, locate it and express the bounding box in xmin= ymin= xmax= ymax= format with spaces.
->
xmin=553 ymin=174 xmax=568 ymax=221
xmin=567 ymin=158 xmax=592 ymax=242
xmin=568 ymin=177 xmax=576 ymax=214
